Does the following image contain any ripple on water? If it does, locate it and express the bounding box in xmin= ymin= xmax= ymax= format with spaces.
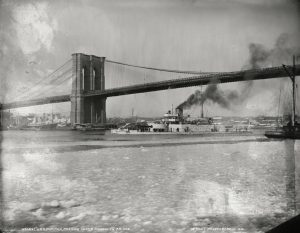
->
xmin=2 ymin=132 xmax=298 ymax=231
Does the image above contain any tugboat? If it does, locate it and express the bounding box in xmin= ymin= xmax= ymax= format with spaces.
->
xmin=265 ymin=55 xmax=300 ymax=139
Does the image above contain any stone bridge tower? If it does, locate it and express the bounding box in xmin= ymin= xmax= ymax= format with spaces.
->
xmin=70 ymin=53 xmax=106 ymax=125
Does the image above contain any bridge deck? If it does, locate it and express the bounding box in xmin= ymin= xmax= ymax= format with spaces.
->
xmin=85 ymin=65 xmax=300 ymax=97
xmin=1 ymin=65 xmax=300 ymax=110
xmin=1 ymin=95 xmax=71 ymax=110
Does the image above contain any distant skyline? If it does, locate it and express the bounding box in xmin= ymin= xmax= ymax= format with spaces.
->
xmin=1 ymin=0 xmax=300 ymax=117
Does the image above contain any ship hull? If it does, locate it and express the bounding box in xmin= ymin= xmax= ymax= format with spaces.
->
xmin=265 ymin=130 xmax=300 ymax=139
xmin=20 ymin=123 xmax=58 ymax=131
xmin=111 ymin=129 xmax=253 ymax=136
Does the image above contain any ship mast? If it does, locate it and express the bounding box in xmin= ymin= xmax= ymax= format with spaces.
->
xmin=51 ymin=104 xmax=54 ymax=124
xmin=282 ymin=55 xmax=297 ymax=127
xmin=200 ymin=86 xmax=204 ymax=118
xmin=292 ymin=55 xmax=296 ymax=127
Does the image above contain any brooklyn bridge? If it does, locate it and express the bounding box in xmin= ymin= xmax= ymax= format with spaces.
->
xmin=1 ymin=53 xmax=300 ymax=125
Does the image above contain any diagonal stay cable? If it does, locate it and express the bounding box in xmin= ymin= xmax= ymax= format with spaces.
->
xmin=13 ymin=64 xmax=72 ymax=102
xmin=29 ymin=74 xmax=73 ymax=99
xmin=24 ymin=75 xmax=72 ymax=100
xmin=15 ymin=67 xmax=72 ymax=101
xmin=14 ymin=59 xmax=72 ymax=100
xmin=21 ymin=70 xmax=73 ymax=100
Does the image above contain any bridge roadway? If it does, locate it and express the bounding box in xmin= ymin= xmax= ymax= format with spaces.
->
xmin=1 ymin=65 xmax=300 ymax=110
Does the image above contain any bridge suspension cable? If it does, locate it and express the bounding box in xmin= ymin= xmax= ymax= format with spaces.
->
xmin=106 ymin=59 xmax=217 ymax=75
xmin=15 ymin=71 xmax=72 ymax=101
xmin=12 ymin=59 xmax=72 ymax=101
xmin=25 ymin=71 xmax=72 ymax=99
xmin=17 ymin=59 xmax=71 ymax=94
xmin=27 ymin=72 xmax=73 ymax=100
xmin=105 ymin=59 xmax=216 ymax=89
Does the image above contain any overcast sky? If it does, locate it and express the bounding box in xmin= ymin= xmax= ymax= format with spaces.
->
xmin=0 ymin=0 xmax=299 ymax=117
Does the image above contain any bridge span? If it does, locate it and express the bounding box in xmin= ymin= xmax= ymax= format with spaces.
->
xmin=1 ymin=53 xmax=299 ymax=125
xmin=1 ymin=95 xmax=71 ymax=110
xmin=84 ymin=65 xmax=300 ymax=97
xmin=2 ymin=64 xmax=300 ymax=110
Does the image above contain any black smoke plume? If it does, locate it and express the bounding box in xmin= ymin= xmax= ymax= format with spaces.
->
xmin=177 ymin=85 xmax=239 ymax=110
xmin=177 ymin=33 xmax=300 ymax=111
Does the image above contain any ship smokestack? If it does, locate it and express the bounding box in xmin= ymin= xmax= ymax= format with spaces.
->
xmin=175 ymin=107 xmax=183 ymax=120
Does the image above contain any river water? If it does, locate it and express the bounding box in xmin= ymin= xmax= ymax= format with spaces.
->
xmin=1 ymin=131 xmax=299 ymax=233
